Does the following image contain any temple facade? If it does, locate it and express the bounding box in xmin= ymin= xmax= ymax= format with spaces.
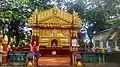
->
xmin=28 ymin=6 xmax=82 ymax=57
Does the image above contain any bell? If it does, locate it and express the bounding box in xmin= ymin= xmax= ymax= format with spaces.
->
xmin=8 ymin=45 xmax=11 ymax=49
xmin=27 ymin=61 xmax=33 ymax=67
xmin=13 ymin=44 xmax=15 ymax=47
xmin=77 ymin=61 xmax=82 ymax=67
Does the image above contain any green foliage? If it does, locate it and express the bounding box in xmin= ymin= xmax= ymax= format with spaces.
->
xmin=106 ymin=19 xmax=120 ymax=27
xmin=48 ymin=0 xmax=120 ymax=45
xmin=71 ymin=0 xmax=120 ymax=44
xmin=78 ymin=39 xmax=85 ymax=48
xmin=0 ymin=0 xmax=120 ymax=46
xmin=0 ymin=0 xmax=51 ymax=46
xmin=6 ymin=0 xmax=29 ymax=8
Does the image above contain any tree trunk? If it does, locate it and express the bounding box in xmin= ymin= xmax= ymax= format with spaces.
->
xmin=16 ymin=26 xmax=19 ymax=46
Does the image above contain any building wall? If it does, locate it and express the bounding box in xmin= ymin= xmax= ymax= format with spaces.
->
xmin=93 ymin=32 xmax=108 ymax=48
xmin=93 ymin=32 xmax=120 ymax=51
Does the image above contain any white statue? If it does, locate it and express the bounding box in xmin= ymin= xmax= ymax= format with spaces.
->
xmin=107 ymin=46 xmax=112 ymax=52
xmin=53 ymin=42 xmax=56 ymax=47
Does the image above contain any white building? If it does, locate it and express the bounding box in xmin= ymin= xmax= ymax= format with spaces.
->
xmin=92 ymin=27 xmax=120 ymax=51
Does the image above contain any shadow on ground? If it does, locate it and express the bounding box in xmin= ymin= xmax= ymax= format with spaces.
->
xmin=3 ymin=62 xmax=120 ymax=67
xmin=84 ymin=62 xmax=120 ymax=67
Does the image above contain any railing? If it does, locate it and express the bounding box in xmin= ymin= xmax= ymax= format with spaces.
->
xmin=77 ymin=52 xmax=120 ymax=63
xmin=105 ymin=52 xmax=120 ymax=63
xmin=81 ymin=52 xmax=103 ymax=62
xmin=7 ymin=51 xmax=32 ymax=62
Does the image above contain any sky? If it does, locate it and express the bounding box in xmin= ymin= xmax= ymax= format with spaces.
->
xmin=49 ymin=0 xmax=75 ymax=9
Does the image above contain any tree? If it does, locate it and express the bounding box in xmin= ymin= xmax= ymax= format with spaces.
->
xmin=85 ymin=0 xmax=120 ymax=44
xmin=1 ymin=0 xmax=120 ymax=47
xmin=67 ymin=0 xmax=120 ymax=46
xmin=56 ymin=0 xmax=120 ymax=46
xmin=0 ymin=0 xmax=52 ymax=46
xmin=28 ymin=0 xmax=52 ymax=10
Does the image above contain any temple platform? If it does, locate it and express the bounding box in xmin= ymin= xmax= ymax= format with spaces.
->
xmin=39 ymin=47 xmax=70 ymax=56
xmin=38 ymin=57 xmax=70 ymax=66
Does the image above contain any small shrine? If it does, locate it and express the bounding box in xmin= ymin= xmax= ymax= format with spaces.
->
xmin=28 ymin=6 xmax=82 ymax=65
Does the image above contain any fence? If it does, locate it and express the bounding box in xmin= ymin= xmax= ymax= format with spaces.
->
xmin=79 ymin=52 xmax=120 ymax=63
xmin=7 ymin=51 xmax=31 ymax=62
xmin=105 ymin=52 xmax=120 ymax=63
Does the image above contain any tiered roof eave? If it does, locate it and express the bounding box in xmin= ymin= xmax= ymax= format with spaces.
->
xmin=28 ymin=7 xmax=82 ymax=28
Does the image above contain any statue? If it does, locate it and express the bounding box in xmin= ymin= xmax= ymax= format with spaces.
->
xmin=51 ymin=39 xmax=58 ymax=47
xmin=53 ymin=42 xmax=56 ymax=47
xmin=107 ymin=46 xmax=112 ymax=52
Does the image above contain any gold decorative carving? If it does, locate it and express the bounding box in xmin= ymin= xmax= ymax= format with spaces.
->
xmin=37 ymin=29 xmax=71 ymax=47
xmin=28 ymin=7 xmax=82 ymax=27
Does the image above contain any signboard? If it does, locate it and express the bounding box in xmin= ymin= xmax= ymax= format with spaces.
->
xmin=72 ymin=39 xmax=77 ymax=47
xmin=52 ymin=51 xmax=56 ymax=55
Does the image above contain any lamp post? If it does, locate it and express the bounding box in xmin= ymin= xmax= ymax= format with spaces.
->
xmin=2 ymin=35 xmax=8 ymax=66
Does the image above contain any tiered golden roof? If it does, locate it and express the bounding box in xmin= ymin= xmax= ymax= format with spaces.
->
xmin=28 ymin=7 xmax=82 ymax=27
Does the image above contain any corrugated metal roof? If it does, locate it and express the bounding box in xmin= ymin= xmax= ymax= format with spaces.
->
xmin=94 ymin=26 xmax=120 ymax=36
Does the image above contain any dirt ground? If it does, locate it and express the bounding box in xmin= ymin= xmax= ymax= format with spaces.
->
xmin=37 ymin=57 xmax=120 ymax=67
xmin=38 ymin=57 xmax=70 ymax=65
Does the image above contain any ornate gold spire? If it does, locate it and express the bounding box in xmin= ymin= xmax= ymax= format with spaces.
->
xmin=34 ymin=8 xmax=38 ymax=14
xmin=13 ymin=44 xmax=15 ymax=47
xmin=28 ymin=8 xmax=38 ymax=26
xmin=4 ymin=35 xmax=8 ymax=42
xmin=2 ymin=35 xmax=8 ymax=44
xmin=35 ymin=8 xmax=38 ymax=22
xmin=53 ymin=4 xmax=58 ymax=9
xmin=73 ymin=9 xmax=78 ymax=15
xmin=8 ymin=45 xmax=11 ymax=48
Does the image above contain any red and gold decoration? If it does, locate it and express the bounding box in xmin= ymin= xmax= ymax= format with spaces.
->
xmin=2 ymin=35 xmax=8 ymax=65
xmin=32 ymin=35 xmax=39 ymax=52
xmin=28 ymin=6 xmax=82 ymax=65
